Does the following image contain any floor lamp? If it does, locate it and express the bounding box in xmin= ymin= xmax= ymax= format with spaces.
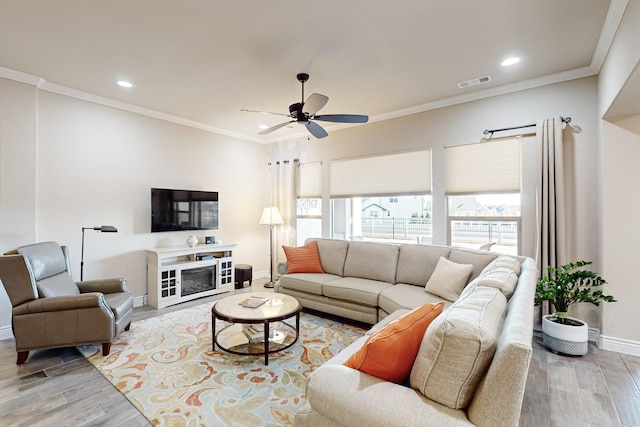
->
xmin=259 ymin=206 xmax=284 ymax=288
xmin=81 ymin=225 xmax=118 ymax=280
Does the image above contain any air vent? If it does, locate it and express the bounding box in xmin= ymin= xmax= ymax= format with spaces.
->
xmin=457 ymin=75 xmax=492 ymax=89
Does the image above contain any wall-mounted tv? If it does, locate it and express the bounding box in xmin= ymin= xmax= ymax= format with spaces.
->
xmin=151 ymin=188 xmax=219 ymax=232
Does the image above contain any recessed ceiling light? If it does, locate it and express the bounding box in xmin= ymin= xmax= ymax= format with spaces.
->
xmin=117 ymin=80 xmax=133 ymax=88
xmin=501 ymin=57 xmax=520 ymax=66
xmin=258 ymin=124 xmax=269 ymax=130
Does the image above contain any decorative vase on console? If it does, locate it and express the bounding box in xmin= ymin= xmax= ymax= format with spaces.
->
xmin=186 ymin=235 xmax=198 ymax=247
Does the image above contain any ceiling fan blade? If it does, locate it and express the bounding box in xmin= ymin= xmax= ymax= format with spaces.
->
xmin=313 ymin=114 xmax=369 ymax=123
xmin=241 ymin=109 xmax=290 ymax=117
xmin=305 ymin=121 xmax=328 ymax=139
xmin=303 ymin=93 xmax=329 ymax=115
xmin=258 ymin=121 xmax=294 ymax=135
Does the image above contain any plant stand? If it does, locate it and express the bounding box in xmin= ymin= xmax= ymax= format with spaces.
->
xmin=542 ymin=314 xmax=588 ymax=356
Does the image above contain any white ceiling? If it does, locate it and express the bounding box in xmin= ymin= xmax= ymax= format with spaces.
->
xmin=0 ymin=0 xmax=626 ymax=143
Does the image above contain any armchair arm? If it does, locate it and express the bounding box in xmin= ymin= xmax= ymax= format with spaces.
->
xmin=77 ymin=278 xmax=128 ymax=294
xmin=13 ymin=292 xmax=107 ymax=315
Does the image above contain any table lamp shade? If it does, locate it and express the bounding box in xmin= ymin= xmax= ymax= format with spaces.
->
xmin=259 ymin=206 xmax=284 ymax=225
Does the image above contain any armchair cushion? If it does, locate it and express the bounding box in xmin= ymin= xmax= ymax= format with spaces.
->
xmin=16 ymin=241 xmax=68 ymax=281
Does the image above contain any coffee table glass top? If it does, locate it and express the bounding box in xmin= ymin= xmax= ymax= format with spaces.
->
xmin=213 ymin=291 xmax=301 ymax=321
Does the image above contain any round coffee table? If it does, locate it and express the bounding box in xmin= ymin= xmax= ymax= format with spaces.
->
xmin=211 ymin=291 xmax=302 ymax=364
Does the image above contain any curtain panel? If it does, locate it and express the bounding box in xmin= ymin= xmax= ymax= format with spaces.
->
xmin=269 ymin=160 xmax=298 ymax=269
xmin=536 ymin=117 xmax=570 ymax=275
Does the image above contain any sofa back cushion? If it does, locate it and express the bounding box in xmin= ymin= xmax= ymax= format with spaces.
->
xmin=343 ymin=241 xmax=400 ymax=283
xmin=306 ymin=238 xmax=349 ymax=276
xmin=448 ymin=249 xmax=497 ymax=282
xmin=395 ymin=244 xmax=451 ymax=286
xmin=410 ymin=285 xmax=507 ymax=409
xmin=17 ymin=242 xmax=80 ymax=298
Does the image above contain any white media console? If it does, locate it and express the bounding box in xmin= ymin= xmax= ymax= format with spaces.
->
xmin=146 ymin=244 xmax=236 ymax=309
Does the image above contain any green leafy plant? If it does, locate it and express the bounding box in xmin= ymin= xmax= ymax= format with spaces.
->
xmin=535 ymin=260 xmax=616 ymax=325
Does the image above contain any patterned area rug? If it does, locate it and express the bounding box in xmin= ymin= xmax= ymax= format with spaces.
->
xmin=78 ymin=302 xmax=365 ymax=426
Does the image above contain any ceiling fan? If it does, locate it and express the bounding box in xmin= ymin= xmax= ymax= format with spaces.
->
xmin=241 ymin=73 xmax=369 ymax=139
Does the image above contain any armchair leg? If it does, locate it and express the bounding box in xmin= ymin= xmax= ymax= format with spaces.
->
xmin=17 ymin=351 xmax=29 ymax=365
xmin=124 ymin=322 xmax=131 ymax=331
xmin=102 ymin=343 xmax=111 ymax=356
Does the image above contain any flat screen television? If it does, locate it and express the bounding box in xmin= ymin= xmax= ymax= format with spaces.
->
xmin=151 ymin=188 xmax=219 ymax=232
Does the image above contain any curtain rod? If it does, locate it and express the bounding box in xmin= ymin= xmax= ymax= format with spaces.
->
xmin=483 ymin=117 xmax=571 ymax=136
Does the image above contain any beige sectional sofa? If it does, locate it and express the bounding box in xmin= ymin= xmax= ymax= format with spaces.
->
xmin=274 ymin=238 xmax=537 ymax=427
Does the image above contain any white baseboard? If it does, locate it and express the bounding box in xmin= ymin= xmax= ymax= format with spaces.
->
xmin=134 ymin=295 xmax=146 ymax=307
xmin=0 ymin=325 xmax=13 ymax=340
xmin=600 ymin=334 xmax=640 ymax=357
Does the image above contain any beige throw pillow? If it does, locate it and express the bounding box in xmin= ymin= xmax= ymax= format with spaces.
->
xmin=410 ymin=286 xmax=508 ymax=409
xmin=424 ymin=256 xmax=473 ymax=302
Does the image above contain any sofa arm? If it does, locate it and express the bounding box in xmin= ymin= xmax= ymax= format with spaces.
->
xmin=78 ymin=278 xmax=128 ymax=294
xmin=277 ymin=261 xmax=288 ymax=276
xmin=305 ymin=364 xmax=473 ymax=427
xmin=13 ymin=292 xmax=107 ymax=315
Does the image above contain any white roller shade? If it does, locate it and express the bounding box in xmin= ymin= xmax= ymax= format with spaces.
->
xmin=330 ymin=150 xmax=431 ymax=198
xmin=445 ymin=138 xmax=521 ymax=194
xmin=298 ymin=162 xmax=322 ymax=198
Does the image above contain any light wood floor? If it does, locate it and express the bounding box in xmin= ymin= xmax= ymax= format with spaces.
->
xmin=1 ymin=279 xmax=639 ymax=427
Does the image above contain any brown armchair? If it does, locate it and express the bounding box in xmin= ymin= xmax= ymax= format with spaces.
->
xmin=0 ymin=241 xmax=133 ymax=364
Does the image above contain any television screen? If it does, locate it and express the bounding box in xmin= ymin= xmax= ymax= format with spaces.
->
xmin=151 ymin=188 xmax=219 ymax=232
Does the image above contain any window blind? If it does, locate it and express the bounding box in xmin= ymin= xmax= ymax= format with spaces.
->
xmin=330 ymin=150 xmax=431 ymax=198
xmin=298 ymin=162 xmax=322 ymax=198
xmin=444 ymin=138 xmax=521 ymax=194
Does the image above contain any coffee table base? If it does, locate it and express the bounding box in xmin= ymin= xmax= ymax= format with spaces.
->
xmin=212 ymin=311 xmax=300 ymax=365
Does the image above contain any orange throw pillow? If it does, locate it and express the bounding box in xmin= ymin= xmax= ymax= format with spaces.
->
xmin=282 ymin=241 xmax=324 ymax=274
xmin=344 ymin=302 xmax=445 ymax=383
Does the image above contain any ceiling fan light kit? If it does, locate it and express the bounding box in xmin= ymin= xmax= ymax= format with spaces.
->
xmin=244 ymin=73 xmax=368 ymax=139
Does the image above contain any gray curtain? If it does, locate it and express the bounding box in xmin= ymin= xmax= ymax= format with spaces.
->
xmin=536 ymin=116 xmax=570 ymax=276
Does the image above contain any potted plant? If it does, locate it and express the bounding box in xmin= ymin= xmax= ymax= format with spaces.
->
xmin=535 ymin=260 xmax=615 ymax=355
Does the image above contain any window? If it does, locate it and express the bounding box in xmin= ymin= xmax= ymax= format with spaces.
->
xmin=448 ymin=194 xmax=520 ymax=255
xmin=444 ymin=138 xmax=522 ymax=255
xmin=296 ymin=198 xmax=322 ymax=246
xmin=332 ymin=195 xmax=432 ymax=244
xmin=296 ymin=162 xmax=322 ymax=246
xmin=329 ymin=150 xmax=432 ymax=244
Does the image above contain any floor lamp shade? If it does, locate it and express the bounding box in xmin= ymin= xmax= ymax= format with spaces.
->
xmin=260 ymin=206 xmax=283 ymax=288
xmin=259 ymin=206 xmax=284 ymax=225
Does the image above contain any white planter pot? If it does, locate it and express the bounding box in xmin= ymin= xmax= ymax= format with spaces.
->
xmin=542 ymin=314 xmax=588 ymax=356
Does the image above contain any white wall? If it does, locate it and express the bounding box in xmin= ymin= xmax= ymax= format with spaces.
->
xmin=600 ymin=117 xmax=640 ymax=348
xmin=0 ymin=80 xmax=269 ymax=337
xmin=0 ymin=78 xmax=38 ymax=329
xmin=597 ymin=0 xmax=640 ymax=350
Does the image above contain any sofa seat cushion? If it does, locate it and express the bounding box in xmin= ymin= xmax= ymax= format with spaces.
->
xmin=278 ymin=273 xmax=342 ymax=296
xmin=343 ymin=242 xmax=400 ymax=283
xmin=344 ymin=302 xmax=445 ymax=383
xmin=395 ymin=244 xmax=451 ymax=286
xmin=322 ymin=277 xmax=393 ymax=307
xmin=410 ymin=286 xmax=507 ymax=410
xmin=378 ymin=284 xmax=449 ymax=316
